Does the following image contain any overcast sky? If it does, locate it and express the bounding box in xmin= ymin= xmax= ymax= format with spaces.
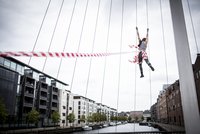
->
xmin=0 ymin=0 xmax=199 ymax=112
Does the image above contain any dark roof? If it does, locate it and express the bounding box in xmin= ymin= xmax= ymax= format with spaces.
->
xmin=5 ymin=56 xmax=69 ymax=86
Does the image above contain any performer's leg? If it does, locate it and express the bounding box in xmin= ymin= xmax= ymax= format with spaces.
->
xmin=138 ymin=52 xmax=144 ymax=78
xmin=144 ymin=58 xmax=154 ymax=71
xmin=139 ymin=64 xmax=144 ymax=78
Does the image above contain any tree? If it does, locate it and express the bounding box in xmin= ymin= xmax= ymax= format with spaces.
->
xmin=87 ymin=115 xmax=93 ymax=124
xmin=27 ymin=109 xmax=39 ymax=127
xmin=134 ymin=116 xmax=138 ymax=122
xmin=141 ymin=116 xmax=144 ymax=121
xmin=67 ymin=113 xmax=75 ymax=127
xmin=51 ymin=111 xmax=60 ymax=127
xmin=0 ymin=98 xmax=8 ymax=125
xmin=80 ymin=115 xmax=85 ymax=126
xmin=128 ymin=116 xmax=132 ymax=122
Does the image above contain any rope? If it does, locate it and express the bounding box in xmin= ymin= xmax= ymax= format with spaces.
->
xmin=56 ymin=0 xmax=77 ymax=79
xmin=85 ymin=0 xmax=101 ymax=98
xmin=115 ymin=0 xmax=124 ymax=132
xmin=69 ymin=0 xmax=90 ymax=92
xmin=100 ymin=0 xmax=112 ymax=125
xmin=42 ymin=0 xmax=65 ymax=72
xmin=186 ymin=0 xmax=199 ymax=53
xmin=28 ymin=0 xmax=52 ymax=65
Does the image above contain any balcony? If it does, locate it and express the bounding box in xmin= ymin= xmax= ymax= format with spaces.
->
xmin=40 ymin=91 xmax=47 ymax=100
xmin=24 ymin=87 xmax=34 ymax=98
xmin=39 ymin=105 xmax=47 ymax=109
xmin=24 ymin=100 xmax=33 ymax=107
xmin=41 ymin=83 xmax=48 ymax=90
xmin=24 ymin=96 xmax=33 ymax=107
xmin=51 ymin=107 xmax=58 ymax=111
xmin=25 ymin=77 xmax=35 ymax=87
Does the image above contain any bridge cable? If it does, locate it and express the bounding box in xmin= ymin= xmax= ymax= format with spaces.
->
xmin=160 ymin=0 xmax=171 ymax=130
xmin=42 ymin=0 xmax=65 ymax=72
xmin=160 ymin=0 xmax=169 ymax=85
xmin=186 ymin=0 xmax=199 ymax=53
xmin=115 ymin=0 xmax=124 ymax=132
xmin=133 ymin=0 xmax=137 ymax=132
xmin=69 ymin=0 xmax=90 ymax=92
xmin=56 ymin=0 xmax=77 ymax=79
xmin=84 ymin=0 xmax=101 ymax=98
xmin=100 ymin=0 xmax=112 ymax=126
xmin=28 ymin=0 xmax=52 ymax=65
xmin=146 ymin=0 xmax=153 ymax=131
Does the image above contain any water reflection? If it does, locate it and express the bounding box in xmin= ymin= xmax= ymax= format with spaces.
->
xmin=73 ymin=123 xmax=159 ymax=134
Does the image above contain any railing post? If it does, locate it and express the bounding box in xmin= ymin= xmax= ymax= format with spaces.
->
xmin=169 ymin=0 xmax=200 ymax=134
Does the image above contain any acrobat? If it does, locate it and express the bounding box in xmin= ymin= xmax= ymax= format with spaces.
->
xmin=129 ymin=27 xmax=154 ymax=78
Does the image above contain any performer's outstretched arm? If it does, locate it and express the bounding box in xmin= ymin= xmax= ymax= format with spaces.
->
xmin=146 ymin=28 xmax=149 ymax=44
xmin=136 ymin=27 xmax=141 ymax=41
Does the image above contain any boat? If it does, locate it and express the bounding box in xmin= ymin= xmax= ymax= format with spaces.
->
xmin=82 ymin=125 xmax=92 ymax=131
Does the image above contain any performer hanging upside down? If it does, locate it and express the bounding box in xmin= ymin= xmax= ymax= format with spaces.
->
xmin=130 ymin=27 xmax=154 ymax=78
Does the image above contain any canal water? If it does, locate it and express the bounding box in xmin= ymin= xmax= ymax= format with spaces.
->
xmin=73 ymin=123 xmax=159 ymax=133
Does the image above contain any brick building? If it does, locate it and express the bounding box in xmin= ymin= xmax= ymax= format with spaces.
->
xmin=157 ymin=87 xmax=168 ymax=123
xmin=166 ymin=80 xmax=184 ymax=126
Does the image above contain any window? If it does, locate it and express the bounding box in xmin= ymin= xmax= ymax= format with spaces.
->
xmin=78 ymin=101 xmax=81 ymax=105
xmin=4 ymin=59 xmax=10 ymax=68
xmin=62 ymin=113 xmax=66 ymax=116
xmin=17 ymin=64 xmax=24 ymax=74
xmin=10 ymin=62 xmax=16 ymax=71
xmin=63 ymin=106 xmax=66 ymax=109
xmin=69 ymin=107 xmax=72 ymax=110
xmin=78 ymin=106 xmax=81 ymax=109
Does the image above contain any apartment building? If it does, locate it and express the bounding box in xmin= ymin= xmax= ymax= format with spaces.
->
xmin=73 ymin=95 xmax=96 ymax=125
xmin=59 ymin=89 xmax=71 ymax=126
xmin=0 ymin=57 xmax=68 ymax=127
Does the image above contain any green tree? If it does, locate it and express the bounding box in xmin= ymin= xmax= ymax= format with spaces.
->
xmin=0 ymin=98 xmax=8 ymax=125
xmin=67 ymin=113 xmax=75 ymax=127
xmin=27 ymin=109 xmax=39 ymax=127
xmin=80 ymin=115 xmax=85 ymax=126
xmin=87 ymin=115 xmax=93 ymax=124
xmin=51 ymin=111 xmax=60 ymax=127
xmin=128 ymin=116 xmax=132 ymax=122
xmin=110 ymin=115 xmax=115 ymax=122
xmin=141 ymin=116 xmax=144 ymax=121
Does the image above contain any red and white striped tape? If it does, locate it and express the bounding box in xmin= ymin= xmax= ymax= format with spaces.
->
xmin=0 ymin=51 xmax=134 ymax=58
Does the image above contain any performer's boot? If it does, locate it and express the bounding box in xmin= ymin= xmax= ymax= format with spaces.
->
xmin=145 ymin=59 xmax=154 ymax=71
xmin=139 ymin=64 xmax=144 ymax=78
xmin=149 ymin=65 xmax=154 ymax=71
